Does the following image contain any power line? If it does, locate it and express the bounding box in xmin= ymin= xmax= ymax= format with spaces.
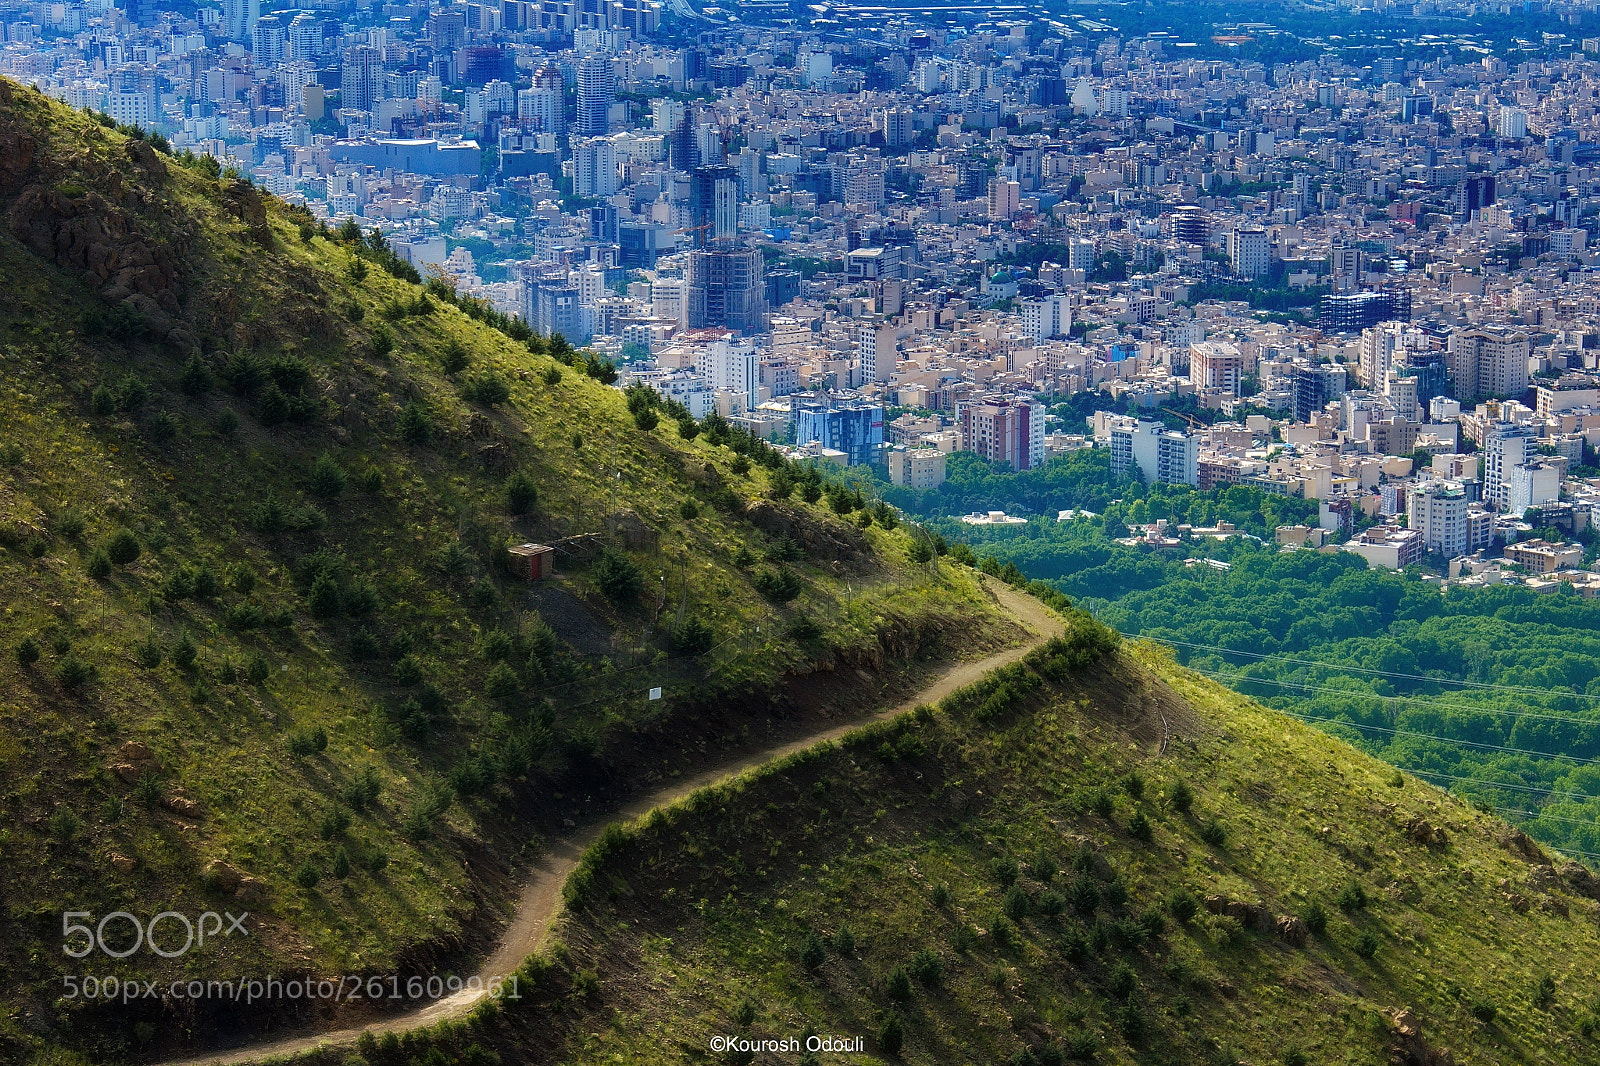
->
xmin=1127 ymin=631 xmax=1600 ymax=705
xmin=1185 ymin=667 xmax=1600 ymax=731
xmin=1406 ymin=768 xmax=1596 ymax=803
xmin=1280 ymin=710 xmax=1600 ymax=768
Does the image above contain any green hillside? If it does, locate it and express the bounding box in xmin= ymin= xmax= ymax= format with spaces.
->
xmin=0 ymin=80 xmax=1018 ymax=1063
xmin=447 ymin=617 xmax=1600 ymax=1066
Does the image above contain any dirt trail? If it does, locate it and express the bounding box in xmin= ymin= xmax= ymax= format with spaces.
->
xmin=163 ymin=580 xmax=1063 ymax=1066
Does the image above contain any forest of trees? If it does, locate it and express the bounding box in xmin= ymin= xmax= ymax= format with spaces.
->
xmin=885 ymin=449 xmax=1600 ymax=862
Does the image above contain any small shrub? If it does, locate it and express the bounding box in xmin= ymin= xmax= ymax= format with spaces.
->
xmin=931 ymin=883 xmax=951 ymax=908
xmin=1336 ymin=881 xmax=1368 ymax=912
xmin=800 ymin=933 xmax=826 ymax=970
xmin=1122 ymin=770 xmax=1145 ymax=799
xmin=679 ymin=500 xmax=699 ymax=521
xmin=877 ymin=1014 xmax=903 ymax=1056
xmin=733 ymin=997 xmax=757 ymax=1028
xmin=1353 ymin=930 xmax=1380 ymax=959
xmin=106 ymin=529 xmax=141 ymax=566
xmin=884 ymin=966 xmax=912 ymax=1000
xmin=484 ymin=662 xmax=519 ymax=699
xmin=1169 ymin=779 xmax=1193 ymax=813
xmin=294 ymin=861 xmax=321 ymax=889
xmin=1127 ymin=810 xmax=1153 ymax=842
xmin=992 ymin=856 xmax=1019 ymax=886
xmin=17 ymin=636 xmax=41 ymax=666
xmin=1198 ymin=817 xmax=1227 ymax=848
xmin=86 ymin=549 xmax=112 ymax=578
xmin=440 ymin=341 xmax=471 ymax=375
xmin=56 ymin=654 xmax=96 ymax=689
xmin=1469 ymin=999 xmax=1498 ymax=1024
xmin=361 ymin=469 xmax=383 ymax=494
xmin=1069 ymin=875 xmax=1099 ymax=916
xmin=1038 ymin=890 xmax=1066 ymax=918
xmin=591 ymin=549 xmax=643 ymax=602
xmin=908 ymin=949 xmax=943 ymax=987
xmin=542 ymin=366 xmax=562 ymax=385
xmin=669 ymin=616 xmax=715 ymax=656
xmin=1090 ymin=790 xmax=1115 ymax=819
xmin=1533 ymin=973 xmax=1556 ymax=1010
xmin=308 ymin=452 xmax=347 ymax=497
xmin=331 ymin=849 xmax=352 ymax=879
xmin=1003 ymin=883 xmax=1031 ymax=922
xmin=288 ymin=725 xmax=329 ymax=757
xmin=398 ymin=401 xmax=432 ymax=444
xmin=633 ymin=407 xmax=659 ymax=431
xmin=1303 ymin=900 xmax=1329 ymax=937
xmin=752 ymin=566 xmax=801 ymax=602
xmin=990 ymin=915 xmax=1018 ymax=950
xmin=1107 ymin=961 xmax=1138 ymax=999
xmin=504 ymin=472 xmax=538 ymax=515
xmin=49 ymin=805 xmax=82 ymax=841
xmin=319 ymin=806 xmax=351 ymax=839
xmin=245 ymin=654 xmax=270 ymax=684
xmin=1063 ymin=1031 xmax=1097 ymax=1060
xmin=832 ymin=925 xmax=855 ymax=956
xmin=1168 ymin=888 xmax=1199 ymax=923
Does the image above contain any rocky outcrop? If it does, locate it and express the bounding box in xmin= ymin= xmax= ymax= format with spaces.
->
xmin=1388 ymin=1010 xmax=1453 ymax=1066
xmin=746 ymin=500 xmax=869 ymax=562
xmin=108 ymin=740 xmax=161 ymax=784
xmin=1558 ymin=859 xmax=1600 ymax=899
xmin=1204 ymin=894 xmax=1311 ymax=946
xmin=6 ymin=185 xmax=182 ymax=316
xmin=1496 ymin=827 xmax=1548 ymax=864
xmin=1405 ymin=816 xmax=1449 ymax=847
xmin=1275 ymin=914 xmax=1310 ymax=947
xmin=205 ymin=859 xmax=264 ymax=902
xmin=221 ymin=177 xmax=272 ymax=247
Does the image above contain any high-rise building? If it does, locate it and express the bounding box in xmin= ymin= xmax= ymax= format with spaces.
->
xmin=958 ymin=397 xmax=1045 ymax=471
xmin=1483 ymin=420 xmax=1537 ymax=509
xmin=987 ymin=177 xmax=1021 ymax=220
xmin=1167 ymin=205 xmax=1207 ymax=244
xmin=517 ymin=87 xmax=563 ymax=134
xmin=686 ymin=247 xmax=765 ymax=333
xmin=1407 ymin=480 xmax=1470 ymax=557
xmin=1318 ymin=289 xmax=1411 ymax=333
xmin=696 ymin=339 xmax=760 ymax=407
xmin=251 ymin=13 xmax=286 ymax=65
xmin=340 ymin=45 xmax=383 ymax=113
xmin=1329 ymin=235 xmax=1362 ymax=293
xmin=880 ymin=107 xmax=914 ymax=148
xmin=1227 ymin=225 xmax=1269 ymax=278
xmin=1020 ymin=294 xmax=1072 ymax=341
xmin=1292 ymin=363 xmax=1347 ymax=423
xmin=1190 ymin=341 xmax=1249 ymax=396
xmin=858 ymin=323 xmax=898 ymax=383
xmin=576 ymin=56 xmax=614 ymax=137
xmin=221 ymin=0 xmax=260 ymax=43
xmin=572 ymin=138 xmax=618 ymax=197
xmin=1358 ymin=321 xmax=1428 ymax=389
xmin=1454 ymin=175 xmax=1495 ymax=219
xmin=1108 ymin=417 xmax=1198 ymax=486
xmin=1447 ymin=325 xmax=1531 ymax=401
xmin=1497 ymin=105 xmax=1528 ymax=139
xmin=688 ymin=164 xmax=739 ymax=246
xmin=793 ymin=399 xmax=885 ymax=466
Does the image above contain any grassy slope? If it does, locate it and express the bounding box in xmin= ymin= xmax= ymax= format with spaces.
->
xmin=517 ymin=632 xmax=1600 ymax=1066
xmin=0 ymin=83 xmax=1015 ymax=1061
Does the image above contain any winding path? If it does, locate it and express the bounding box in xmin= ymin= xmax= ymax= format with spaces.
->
xmin=165 ymin=580 xmax=1063 ymax=1066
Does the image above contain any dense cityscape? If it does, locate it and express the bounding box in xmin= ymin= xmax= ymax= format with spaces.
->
xmin=12 ymin=0 xmax=1600 ymax=588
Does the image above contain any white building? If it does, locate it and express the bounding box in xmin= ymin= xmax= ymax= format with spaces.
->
xmin=1021 ymin=294 xmax=1073 ymax=341
xmin=696 ymin=339 xmax=759 ymax=408
xmin=572 ymin=138 xmax=618 ymax=198
xmin=1107 ymin=416 xmax=1199 ymax=486
xmin=1407 ymin=480 xmax=1469 ymax=557
xmin=1227 ymin=226 xmax=1269 ymax=279
xmin=1498 ymin=105 xmax=1528 ymax=139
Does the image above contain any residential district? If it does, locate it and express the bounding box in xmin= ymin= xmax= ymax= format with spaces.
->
xmin=12 ymin=0 xmax=1600 ymax=587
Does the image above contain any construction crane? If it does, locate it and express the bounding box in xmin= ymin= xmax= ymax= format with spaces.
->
xmin=1161 ymin=406 xmax=1205 ymax=430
